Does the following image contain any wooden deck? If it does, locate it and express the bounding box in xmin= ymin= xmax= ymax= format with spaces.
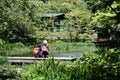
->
xmin=8 ymin=57 xmax=77 ymax=64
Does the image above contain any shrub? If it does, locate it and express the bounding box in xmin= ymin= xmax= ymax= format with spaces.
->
xmin=17 ymin=60 xmax=70 ymax=80
xmin=0 ymin=56 xmax=17 ymax=78
xmin=75 ymin=49 xmax=120 ymax=80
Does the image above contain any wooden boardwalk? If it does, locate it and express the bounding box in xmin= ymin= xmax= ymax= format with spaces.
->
xmin=8 ymin=57 xmax=77 ymax=64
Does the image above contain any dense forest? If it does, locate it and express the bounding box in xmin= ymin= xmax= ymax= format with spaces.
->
xmin=1 ymin=0 xmax=120 ymax=45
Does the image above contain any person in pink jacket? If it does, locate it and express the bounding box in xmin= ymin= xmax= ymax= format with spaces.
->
xmin=42 ymin=40 xmax=50 ymax=57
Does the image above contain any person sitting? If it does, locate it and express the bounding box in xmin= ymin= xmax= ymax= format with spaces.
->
xmin=42 ymin=40 xmax=50 ymax=58
xmin=33 ymin=44 xmax=43 ymax=58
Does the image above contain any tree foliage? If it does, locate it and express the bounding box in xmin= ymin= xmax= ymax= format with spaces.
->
xmin=85 ymin=0 xmax=120 ymax=27
xmin=1 ymin=0 xmax=120 ymax=44
xmin=0 ymin=0 xmax=92 ymax=44
xmin=0 ymin=0 xmax=39 ymax=44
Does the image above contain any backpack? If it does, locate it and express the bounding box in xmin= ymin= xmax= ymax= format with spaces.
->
xmin=42 ymin=46 xmax=48 ymax=52
xmin=33 ymin=48 xmax=39 ymax=54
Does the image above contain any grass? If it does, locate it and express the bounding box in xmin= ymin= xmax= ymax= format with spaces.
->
xmin=0 ymin=42 xmax=97 ymax=57
xmin=0 ymin=42 xmax=33 ymax=57
xmin=49 ymin=42 xmax=97 ymax=54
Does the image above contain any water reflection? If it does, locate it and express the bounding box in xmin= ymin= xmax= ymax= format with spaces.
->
xmin=53 ymin=52 xmax=82 ymax=58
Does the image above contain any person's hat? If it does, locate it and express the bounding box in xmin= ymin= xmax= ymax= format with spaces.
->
xmin=43 ymin=40 xmax=47 ymax=44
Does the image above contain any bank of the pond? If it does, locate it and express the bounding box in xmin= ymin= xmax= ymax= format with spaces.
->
xmin=0 ymin=42 xmax=97 ymax=57
xmin=50 ymin=42 xmax=97 ymax=54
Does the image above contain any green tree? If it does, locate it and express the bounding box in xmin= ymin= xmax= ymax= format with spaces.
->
xmin=0 ymin=0 xmax=93 ymax=44
xmin=65 ymin=0 xmax=92 ymax=42
xmin=86 ymin=0 xmax=120 ymax=27
xmin=0 ymin=0 xmax=41 ymax=44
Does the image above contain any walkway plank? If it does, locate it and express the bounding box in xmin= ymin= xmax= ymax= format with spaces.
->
xmin=8 ymin=57 xmax=77 ymax=64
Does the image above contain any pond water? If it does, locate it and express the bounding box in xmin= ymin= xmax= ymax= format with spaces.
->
xmin=53 ymin=52 xmax=82 ymax=58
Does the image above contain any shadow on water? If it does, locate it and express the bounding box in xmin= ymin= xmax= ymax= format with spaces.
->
xmin=53 ymin=52 xmax=82 ymax=58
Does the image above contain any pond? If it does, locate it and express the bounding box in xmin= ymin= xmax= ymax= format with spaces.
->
xmin=53 ymin=52 xmax=82 ymax=58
